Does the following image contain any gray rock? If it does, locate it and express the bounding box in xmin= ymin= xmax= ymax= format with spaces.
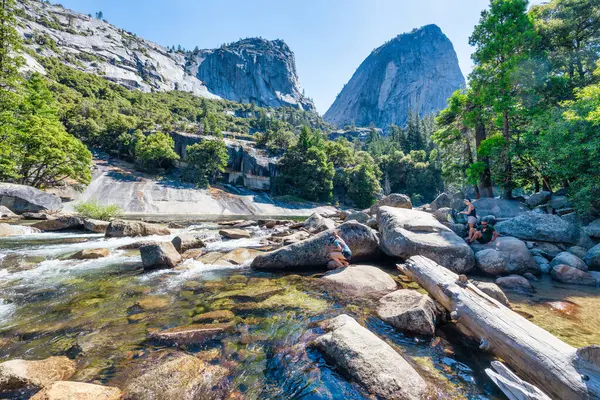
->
xmin=303 ymin=212 xmax=336 ymax=234
xmin=433 ymin=207 xmax=454 ymax=223
xmin=550 ymin=252 xmax=588 ymax=271
xmin=370 ymin=193 xmax=412 ymax=215
xmin=495 ymin=275 xmax=534 ymax=293
xmin=140 ymin=242 xmax=182 ymax=270
xmin=471 ymin=281 xmax=510 ymax=306
xmin=377 ymin=290 xmax=437 ymax=335
xmin=32 ymin=215 xmax=84 ymax=231
xmin=105 ymin=220 xmax=170 ymax=238
xmin=322 ymin=265 xmax=396 ymax=297
xmin=0 ymin=183 xmax=62 ymax=214
xmin=171 ymin=234 xmax=206 ymax=253
xmin=472 ymin=198 xmax=528 ymax=219
xmin=30 ymin=381 xmax=123 ymax=400
xmin=0 ymin=356 xmax=76 ymax=392
xmin=575 ymin=229 xmax=595 ymax=250
xmin=585 ymin=244 xmax=600 ymax=270
xmin=568 ymin=246 xmax=589 ymax=260
xmin=377 ymin=206 xmax=475 ymax=273
xmin=0 ymin=206 xmax=18 ymax=219
xmin=549 ymin=196 xmax=572 ymax=211
xmin=471 ymin=237 xmax=537 ymax=275
xmin=324 ymin=24 xmax=464 ymax=133
xmin=251 ymin=221 xmax=380 ymax=271
xmin=526 ymin=191 xmax=551 ymax=208
xmin=70 ymin=248 xmax=110 ymax=260
xmin=530 ymin=242 xmax=563 ymax=259
xmin=551 ymin=264 xmax=597 ymax=286
xmin=83 ymin=218 xmax=109 ymax=233
xmin=313 ymin=314 xmax=428 ymax=400
xmin=585 ymin=219 xmax=600 ymax=238
xmin=533 ymin=255 xmax=550 ymax=268
xmin=346 ymin=211 xmax=370 ymax=224
xmin=495 ymin=212 xmax=579 ymax=244
xmin=540 ymin=263 xmax=552 ymax=274
xmin=0 ymin=223 xmax=40 ymax=237
xmin=523 ymin=272 xmax=539 ymax=281
xmin=366 ymin=217 xmax=378 ymax=229
xmin=430 ymin=192 xmax=451 ymax=211
xmin=219 ymin=228 xmax=252 ymax=239
xmin=446 ymin=222 xmax=468 ymax=238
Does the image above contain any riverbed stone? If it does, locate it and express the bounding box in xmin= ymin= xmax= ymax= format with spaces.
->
xmin=568 ymin=246 xmax=589 ymax=260
xmin=585 ymin=244 xmax=600 ymax=270
xmin=585 ymin=219 xmax=600 ymax=239
xmin=313 ymin=314 xmax=428 ymax=400
xmin=322 ymin=265 xmax=396 ymax=297
xmin=0 ymin=223 xmax=40 ymax=237
xmin=430 ymin=192 xmax=451 ymax=211
xmin=471 ymin=281 xmax=510 ymax=306
xmin=472 ymin=237 xmax=537 ymax=275
xmin=0 ymin=356 xmax=76 ymax=392
xmin=303 ymin=212 xmax=336 ymax=233
xmin=83 ymin=218 xmax=109 ymax=233
xmin=105 ymin=220 xmax=169 ymax=237
xmin=370 ymin=193 xmax=412 ymax=215
xmin=70 ymin=248 xmax=110 ymax=260
xmin=192 ymin=310 xmax=235 ymax=324
xmin=32 ymin=215 xmax=84 ymax=231
xmin=550 ymin=252 xmax=588 ymax=271
xmin=171 ymin=233 xmax=206 ymax=253
xmin=218 ymin=228 xmax=251 ymax=239
xmin=30 ymin=381 xmax=123 ymax=400
xmin=0 ymin=206 xmax=18 ymax=219
xmin=377 ymin=290 xmax=437 ymax=335
xmin=551 ymin=264 xmax=597 ymax=286
xmin=377 ymin=206 xmax=475 ymax=273
xmin=526 ymin=191 xmax=551 ymax=208
xmin=496 ymin=212 xmax=579 ymax=244
xmin=531 ymin=242 xmax=563 ymax=259
xmin=0 ymin=183 xmax=63 ymax=213
xmin=252 ymin=221 xmax=380 ymax=271
xmin=150 ymin=322 xmax=234 ymax=345
xmin=346 ymin=211 xmax=370 ymax=224
xmin=124 ymin=352 xmax=228 ymax=399
xmin=140 ymin=242 xmax=182 ymax=270
xmin=23 ymin=212 xmax=50 ymax=220
xmin=472 ymin=198 xmax=528 ymax=219
xmin=495 ymin=275 xmax=534 ymax=293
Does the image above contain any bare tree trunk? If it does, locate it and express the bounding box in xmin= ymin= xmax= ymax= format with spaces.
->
xmin=462 ymin=127 xmax=480 ymax=199
xmin=475 ymin=123 xmax=493 ymax=198
xmin=502 ymin=110 xmax=513 ymax=199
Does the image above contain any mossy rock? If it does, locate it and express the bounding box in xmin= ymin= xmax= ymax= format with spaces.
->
xmin=227 ymin=275 xmax=249 ymax=284
xmin=192 ymin=310 xmax=235 ymax=324
xmin=212 ymin=285 xmax=286 ymax=302
xmin=137 ymin=296 xmax=170 ymax=310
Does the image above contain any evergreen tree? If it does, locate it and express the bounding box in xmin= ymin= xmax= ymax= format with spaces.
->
xmin=95 ymin=11 xmax=103 ymax=19
xmin=183 ymin=139 xmax=228 ymax=187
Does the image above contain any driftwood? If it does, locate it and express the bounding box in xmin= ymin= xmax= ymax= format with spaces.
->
xmin=399 ymin=255 xmax=600 ymax=400
xmin=486 ymin=361 xmax=551 ymax=400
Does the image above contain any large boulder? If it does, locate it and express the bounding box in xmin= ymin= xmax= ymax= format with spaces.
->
xmin=345 ymin=211 xmax=370 ymax=224
xmin=171 ymin=233 xmax=206 ymax=253
xmin=430 ymin=192 xmax=451 ymax=211
xmin=0 ymin=223 xmax=40 ymax=237
xmin=550 ymin=252 xmax=588 ymax=271
xmin=124 ymin=352 xmax=228 ymax=400
xmin=585 ymin=244 xmax=600 ymax=270
xmin=549 ymin=196 xmax=572 ymax=211
xmin=0 ymin=356 xmax=75 ymax=392
xmin=568 ymin=246 xmax=589 ymax=260
xmin=0 ymin=183 xmax=62 ymax=214
xmin=472 ymin=198 xmax=528 ymax=219
xmin=551 ymin=265 xmax=597 ymax=286
xmin=377 ymin=206 xmax=475 ymax=273
xmin=471 ymin=281 xmax=510 ymax=307
xmin=218 ymin=228 xmax=251 ymax=239
xmin=471 ymin=237 xmax=537 ymax=275
xmin=140 ymin=242 xmax=182 ymax=270
xmin=530 ymin=242 xmax=562 ymax=259
xmin=251 ymin=221 xmax=380 ymax=271
xmin=370 ymin=193 xmax=412 ymax=215
xmin=0 ymin=206 xmax=18 ymax=220
xmin=322 ymin=265 xmax=396 ymax=297
xmin=32 ymin=215 xmax=84 ymax=231
xmin=585 ymin=219 xmax=600 ymax=239
xmin=30 ymin=381 xmax=123 ymax=400
xmin=377 ymin=290 xmax=437 ymax=336
xmin=433 ymin=207 xmax=454 ymax=223
xmin=526 ymin=191 xmax=551 ymax=208
xmin=105 ymin=220 xmax=170 ymax=238
xmin=303 ymin=212 xmax=336 ymax=234
xmin=83 ymin=218 xmax=109 ymax=233
xmin=495 ymin=275 xmax=534 ymax=293
xmin=313 ymin=314 xmax=428 ymax=400
xmin=495 ymin=212 xmax=579 ymax=244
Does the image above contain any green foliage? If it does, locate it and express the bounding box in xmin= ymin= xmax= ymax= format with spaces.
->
xmin=182 ymin=139 xmax=229 ymax=187
xmin=74 ymin=199 xmax=122 ymax=220
xmin=134 ymin=131 xmax=179 ymax=170
xmin=344 ymin=161 xmax=381 ymax=208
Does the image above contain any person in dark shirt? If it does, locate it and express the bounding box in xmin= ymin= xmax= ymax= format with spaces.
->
xmin=467 ymin=220 xmax=498 ymax=244
xmin=459 ymin=199 xmax=477 ymax=230
xmin=328 ymin=231 xmax=352 ymax=269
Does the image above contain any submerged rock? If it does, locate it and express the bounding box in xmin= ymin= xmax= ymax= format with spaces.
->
xmin=30 ymin=381 xmax=122 ymax=400
xmin=251 ymin=221 xmax=380 ymax=270
xmin=472 ymin=237 xmax=537 ymax=275
xmin=149 ymin=323 xmax=234 ymax=345
xmin=377 ymin=206 xmax=474 ymax=273
xmin=495 ymin=275 xmax=534 ymax=293
xmin=192 ymin=310 xmax=235 ymax=324
xmin=0 ymin=223 xmax=41 ymax=237
xmin=0 ymin=356 xmax=76 ymax=392
xmin=550 ymin=252 xmax=588 ymax=271
xmin=551 ymin=265 xmax=597 ymax=286
xmin=377 ymin=290 xmax=437 ymax=336
xmin=471 ymin=281 xmax=510 ymax=306
xmin=313 ymin=314 xmax=428 ymax=400
xmin=0 ymin=183 xmax=62 ymax=213
xmin=105 ymin=220 xmax=169 ymax=238
xmin=69 ymin=248 xmax=110 ymax=260
xmin=218 ymin=228 xmax=251 ymax=239
xmin=322 ymin=265 xmax=396 ymax=297
xmin=140 ymin=242 xmax=182 ymax=270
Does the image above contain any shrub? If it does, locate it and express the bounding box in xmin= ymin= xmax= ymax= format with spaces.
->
xmin=74 ymin=199 xmax=122 ymax=220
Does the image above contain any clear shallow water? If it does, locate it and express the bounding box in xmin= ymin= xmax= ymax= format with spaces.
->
xmin=0 ymin=224 xmax=510 ymax=399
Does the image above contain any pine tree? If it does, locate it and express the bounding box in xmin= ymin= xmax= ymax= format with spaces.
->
xmin=95 ymin=11 xmax=103 ymax=19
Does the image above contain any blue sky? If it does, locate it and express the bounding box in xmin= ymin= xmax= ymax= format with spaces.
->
xmin=57 ymin=0 xmax=545 ymax=114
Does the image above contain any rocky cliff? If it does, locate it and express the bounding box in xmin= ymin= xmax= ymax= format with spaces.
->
xmin=15 ymin=0 xmax=314 ymax=110
xmin=324 ymin=25 xmax=465 ymax=129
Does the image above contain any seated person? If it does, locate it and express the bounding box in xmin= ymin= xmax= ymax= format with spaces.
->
xmin=327 ymin=231 xmax=352 ymax=269
xmin=467 ymin=220 xmax=498 ymax=244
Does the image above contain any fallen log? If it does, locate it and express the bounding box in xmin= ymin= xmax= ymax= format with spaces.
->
xmin=399 ymin=255 xmax=600 ymax=400
xmin=486 ymin=361 xmax=551 ymax=400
